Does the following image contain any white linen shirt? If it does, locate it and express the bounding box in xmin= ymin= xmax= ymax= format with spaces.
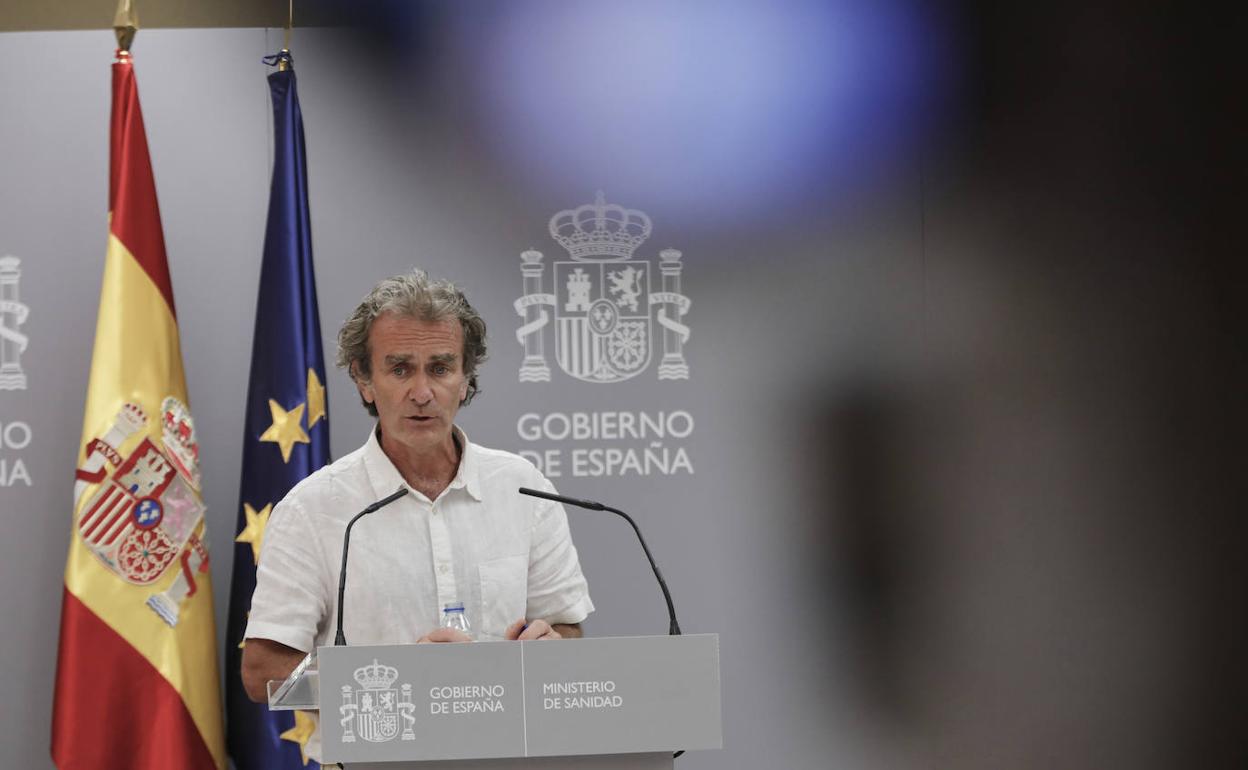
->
xmin=246 ymin=426 xmax=595 ymax=651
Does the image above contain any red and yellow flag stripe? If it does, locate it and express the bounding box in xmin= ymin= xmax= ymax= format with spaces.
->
xmin=51 ymin=52 xmax=224 ymax=770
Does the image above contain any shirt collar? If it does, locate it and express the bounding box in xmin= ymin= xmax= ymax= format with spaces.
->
xmin=363 ymin=424 xmax=482 ymax=503
xmin=445 ymin=426 xmax=482 ymax=502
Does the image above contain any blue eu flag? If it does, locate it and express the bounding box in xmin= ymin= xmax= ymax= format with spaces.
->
xmin=226 ymin=51 xmax=329 ymax=769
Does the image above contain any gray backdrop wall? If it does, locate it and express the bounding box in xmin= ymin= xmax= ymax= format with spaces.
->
xmin=0 ymin=8 xmax=1233 ymax=769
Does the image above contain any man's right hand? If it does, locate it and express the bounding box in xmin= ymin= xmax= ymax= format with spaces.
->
xmin=416 ymin=627 xmax=473 ymax=643
xmin=241 ymin=638 xmax=310 ymax=703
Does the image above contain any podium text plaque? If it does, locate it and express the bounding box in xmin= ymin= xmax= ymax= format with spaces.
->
xmin=317 ymin=634 xmax=720 ymax=765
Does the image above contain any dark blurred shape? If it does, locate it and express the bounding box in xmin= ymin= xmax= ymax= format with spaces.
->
xmin=293 ymin=0 xmax=447 ymax=73
xmin=807 ymin=1 xmax=1238 ymax=768
xmin=300 ymin=0 xmax=440 ymax=58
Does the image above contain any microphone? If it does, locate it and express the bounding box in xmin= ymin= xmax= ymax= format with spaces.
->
xmin=334 ymin=486 xmax=410 ymax=646
xmin=519 ymin=487 xmax=681 ymax=636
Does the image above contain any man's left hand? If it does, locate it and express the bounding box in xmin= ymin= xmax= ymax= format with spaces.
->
xmin=504 ymin=618 xmax=579 ymax=640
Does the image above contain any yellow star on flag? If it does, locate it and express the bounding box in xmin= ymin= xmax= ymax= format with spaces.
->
xmin=306 ymin=368 xmax=326 ymax=428
xmin=234 ymin=502 xmax=272 ymax=565
xmin=259 ymin=398 xmax=309 ymax=463
xmin=279 ymin=710 xmax=318 ymax=766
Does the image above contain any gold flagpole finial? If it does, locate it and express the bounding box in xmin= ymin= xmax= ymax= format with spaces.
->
xmin=113 ymin=0 xmax=139 ymax=53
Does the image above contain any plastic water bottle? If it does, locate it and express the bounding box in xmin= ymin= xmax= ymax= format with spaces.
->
xmin=441 ymin=602 xmax=473 ymax=639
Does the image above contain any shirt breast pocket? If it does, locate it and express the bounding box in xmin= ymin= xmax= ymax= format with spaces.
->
xmin=477 ymin=555 xmax=528 ymax=641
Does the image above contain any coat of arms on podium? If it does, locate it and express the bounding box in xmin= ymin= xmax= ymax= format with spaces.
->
xmin=515 ymin=192 xmax=692 ymax=384
xmin=340 ymin=659 xmax=417 ymax=744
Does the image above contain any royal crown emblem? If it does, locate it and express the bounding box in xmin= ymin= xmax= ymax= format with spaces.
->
xmin=340 ymin=659 xmax=416 ymax=744
xmin=161 ymin=396 xmax=201 ymax=491
xmin=72 ymin=400 xmax=210 ymax=626
xmin=515 ymin=192 xmax=691 ymax=384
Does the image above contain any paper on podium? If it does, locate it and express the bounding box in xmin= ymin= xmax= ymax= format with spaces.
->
xmin=266 ymin=650 xmax=319 ymax=711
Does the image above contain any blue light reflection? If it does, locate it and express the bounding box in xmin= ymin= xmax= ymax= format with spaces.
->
xmin=447 ymin=0 xmax=941 ymax=227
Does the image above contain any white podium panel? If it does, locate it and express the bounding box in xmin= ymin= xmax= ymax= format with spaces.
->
xmin=276 ymin=634 xmax=720 ymax=766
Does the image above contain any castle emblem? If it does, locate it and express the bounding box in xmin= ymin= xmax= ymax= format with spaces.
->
xmin=0 ymin=256 xmax=29 ymax=391
xmin=340 ymin=659 xmax=417 ymax=744
xmin=515 ymin=192 xmax=691 ymax=384
xmin=73 ymin=400 xmax=210 ymax=626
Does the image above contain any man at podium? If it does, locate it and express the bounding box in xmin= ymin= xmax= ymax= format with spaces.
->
xmin=240 ymin=270 xmax=594 ymax=754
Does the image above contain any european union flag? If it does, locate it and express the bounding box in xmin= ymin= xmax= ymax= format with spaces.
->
xmin=226 ymin=51 xmax=329 ymax=770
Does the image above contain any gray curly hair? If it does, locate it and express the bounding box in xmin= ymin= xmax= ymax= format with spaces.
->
xmin=336 ymin=270 xmax=488 ymax=415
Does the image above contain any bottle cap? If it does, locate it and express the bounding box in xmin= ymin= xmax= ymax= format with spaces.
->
xmin=442 ymin=602 xmax=465 ymax=612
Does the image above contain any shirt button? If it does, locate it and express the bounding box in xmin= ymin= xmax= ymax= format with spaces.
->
xmin=438 ymin=564 xmax=449 ymax=574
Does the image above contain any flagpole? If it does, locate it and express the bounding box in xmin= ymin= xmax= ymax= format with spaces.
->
xmin=280 ymin=0 xmax=292 ymax=71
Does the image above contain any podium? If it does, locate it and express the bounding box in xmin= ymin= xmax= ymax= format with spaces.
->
xmin=269 ymin=634 xmax=721 ymax=769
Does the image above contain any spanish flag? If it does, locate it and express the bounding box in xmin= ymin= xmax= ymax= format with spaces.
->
xmin=50 ymin=38 xmax=225 ymax=770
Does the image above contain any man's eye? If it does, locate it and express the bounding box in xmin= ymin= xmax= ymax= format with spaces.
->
xmin=392 ymin=365 xmax=407 ymax=376
xmin=433 ymin=364 xmax=449 ymax=375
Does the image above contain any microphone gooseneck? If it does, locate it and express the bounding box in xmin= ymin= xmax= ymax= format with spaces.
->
xmin=334 ymin=486 xmax=410 ymax=646
xmin=518 ymin=486 xmax=682 ymax=636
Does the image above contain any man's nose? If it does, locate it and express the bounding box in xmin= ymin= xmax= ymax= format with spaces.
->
xmin=407 ymin=373 xmax=434 ymax=405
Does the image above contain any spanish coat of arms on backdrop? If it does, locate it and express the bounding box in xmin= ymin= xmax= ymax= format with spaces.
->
xmin=515 ymin=192 xmax=692 ymax=384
